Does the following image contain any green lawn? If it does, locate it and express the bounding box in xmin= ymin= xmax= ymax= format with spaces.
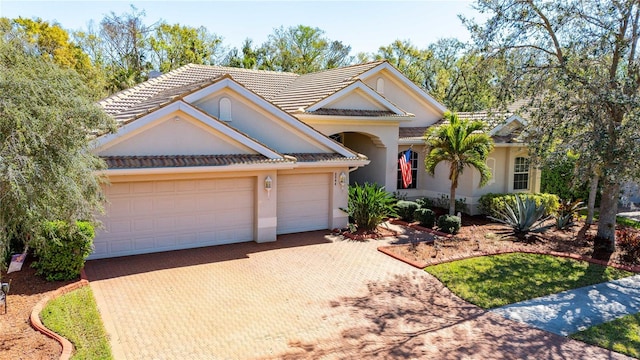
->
xmin=40 ymin=286 xmax=112 ymax=360
xmin=425 ymin=253 xmax=633 ymax=309
xmin=570 ymin=313 xmax=640 ymax=358
xmin=578 ymin=210 xmax=640 ymax=229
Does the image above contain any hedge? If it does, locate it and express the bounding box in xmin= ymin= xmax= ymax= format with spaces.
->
xmin=479 ymin=193 xmax=560 ymax=218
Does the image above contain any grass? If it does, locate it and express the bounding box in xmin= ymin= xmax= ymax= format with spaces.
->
xmin=578 ymin=210 xmax=640 ymax=229
xmin=570 ymin=313 xmax=640 ymax=358
xmin=425 ymin=253 xmax=633 ymax=309
xmin=40 ymin=286 xmax=112 ymax=360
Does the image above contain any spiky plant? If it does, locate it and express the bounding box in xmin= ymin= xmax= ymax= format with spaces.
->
xmin=346 ymin=183 xmax=397 ymax=231
xmin=489 ymin=194 xmax=552 ymax=240
xmin=555 ymin=200 xmax=587 ymax=230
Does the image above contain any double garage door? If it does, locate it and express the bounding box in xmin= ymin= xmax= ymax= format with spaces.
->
xmin=92 ymin=173 xmax=331 ymax=259
xmin=92 ymin=177 xmax=255 ymax=259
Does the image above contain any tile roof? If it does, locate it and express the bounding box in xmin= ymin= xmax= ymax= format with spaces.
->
xmin=102 ymin=154 xmax=288 ymax=169
xmin=399 ymin=127 xmax=429 ymax=140
xmin=99 ymin=62 xmax=387 ymax=119
xmin=101 ymin=153 xmax=367 ymax=169
xmin=270 ymin=61 xmax=386 ymax=112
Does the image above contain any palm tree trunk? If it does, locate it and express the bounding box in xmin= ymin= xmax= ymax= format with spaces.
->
xmin=449 ymin=184 xmax=457 ymax=215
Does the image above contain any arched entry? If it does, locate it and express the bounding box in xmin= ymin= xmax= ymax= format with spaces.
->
xmin=330 ymin=132 xmax=386 ymax=186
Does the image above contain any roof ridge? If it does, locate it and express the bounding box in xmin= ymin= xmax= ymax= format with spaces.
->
xmin=186 ymin=63 xmax=300 ymax=77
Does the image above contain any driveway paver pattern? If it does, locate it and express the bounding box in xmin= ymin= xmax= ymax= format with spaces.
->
xmin=85 ymin=229 xmax=632 ymax=360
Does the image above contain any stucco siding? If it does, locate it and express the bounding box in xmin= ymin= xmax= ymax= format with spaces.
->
xmin=97 ymin=111 xmax=254 ymax=156
xmin=323 ymin=89 xmax=387 ymax=110
xmin=194 ymin=89 xmax=331 ymax=154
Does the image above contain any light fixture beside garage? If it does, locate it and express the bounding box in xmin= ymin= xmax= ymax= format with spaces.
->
xmin=264 ymin=176 xmax=273 ymax=198
xmin=339 ymin=172 xmax=347 ymax=190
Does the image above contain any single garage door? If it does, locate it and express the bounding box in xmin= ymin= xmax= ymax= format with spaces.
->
xmin=91 ymin=177 xmax=254 ymax=259
xmin=277 ymin=173 xmax=330 ymax=234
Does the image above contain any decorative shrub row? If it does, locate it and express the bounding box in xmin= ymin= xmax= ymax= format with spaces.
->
xmin=414 ymin=208 xmax=436 ymax=228
xmin=32 ymin=221 xmax=95 ymax=281
xmin=437 ymin=215 xmax=461 ymax=235
xmin=479 ymin=193 xmax=559 ymax=218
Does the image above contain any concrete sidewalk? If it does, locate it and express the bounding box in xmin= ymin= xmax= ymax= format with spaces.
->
xmin=491 ymin=274 xmax=640 ymax=336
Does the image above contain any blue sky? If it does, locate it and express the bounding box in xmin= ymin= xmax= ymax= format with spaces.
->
xmin=0 ymin=1 xmax=484 ymax=54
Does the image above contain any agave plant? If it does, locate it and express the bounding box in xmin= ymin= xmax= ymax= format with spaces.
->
xmin=555 ymin=199 xmax=587 ymax=230
xmin=489 ymin=194 xmax=552 ymax=240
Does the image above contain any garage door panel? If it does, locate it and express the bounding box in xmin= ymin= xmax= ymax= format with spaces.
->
xmin=277 ymin=174 xmax=330 ymax=235
xmin=93 ymin=177 xmax=255 ymax=259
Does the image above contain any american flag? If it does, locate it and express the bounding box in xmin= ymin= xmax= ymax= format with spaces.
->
xmin=399 ymin=149 xmax=412 ymax=188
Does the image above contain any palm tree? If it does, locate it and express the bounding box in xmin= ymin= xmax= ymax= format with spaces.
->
xmin=424 ymin=112 xmax=494 ymax=215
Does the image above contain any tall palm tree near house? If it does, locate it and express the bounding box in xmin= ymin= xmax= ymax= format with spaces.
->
xmin=424 ymin=112 xmax=494 ymax=215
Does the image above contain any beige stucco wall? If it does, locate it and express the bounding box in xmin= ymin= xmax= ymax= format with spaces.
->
xmin=97 ymin=111 xmax=254 ymax=156
xmin=324 ymin=89 xmax=387 ymax=110
xmin=361 ymin=70 xmax=442 ymax=127
xmin=194 ymin=89 xmax=331 ymax=154
xmin=397 ymin=145 xmax=541 ymax=215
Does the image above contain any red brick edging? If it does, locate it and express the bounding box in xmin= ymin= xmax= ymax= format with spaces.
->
xmin=29 ymin=268 xmax=90 ymax=360
xmin=378 ymin=245 xmax=640 ymax=273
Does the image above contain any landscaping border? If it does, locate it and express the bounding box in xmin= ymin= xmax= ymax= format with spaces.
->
xmin=29 ymin=269 xmax=90 ymax=360
xmin=378 ymin=244 xmax=640 ymax=272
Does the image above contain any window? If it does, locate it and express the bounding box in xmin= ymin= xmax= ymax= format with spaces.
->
xmin=397 ymin=150 xmax=418 ymax=189
xmin=219 ymin=97 xmax=232 ymax=121
xmin=513 ymin=157 xmax=530 ymax=190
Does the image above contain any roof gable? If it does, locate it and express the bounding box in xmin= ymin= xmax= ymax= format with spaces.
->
xmin=93 ymin=101 xmax=284 ymax=159
xmin=305 ymin=81 xmax=407 ymax=115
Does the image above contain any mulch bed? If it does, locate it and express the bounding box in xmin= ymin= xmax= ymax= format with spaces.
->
xmin=379 ymin=216 xmax=640 ymax=272
xmin=0 ymin=255 xmax=75 ymax=360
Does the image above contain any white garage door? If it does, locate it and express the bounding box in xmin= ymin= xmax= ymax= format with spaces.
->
xmin=277 ymin=173 xmax=330 ymax=234
xmin=92 ymin=177 xmax=254 ymax=259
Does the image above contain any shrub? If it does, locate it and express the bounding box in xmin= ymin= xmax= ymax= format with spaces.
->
xmin=437 ymin=215 xmax=461 ymax=234
xmin=479 ymin=193 xmax=559 ymax=217
xmin=32 ymin=221 xmax=95 ymax=281
xmin=489 ymin=195 xmax=552 ymax=239
xmin=617 ymin=228 xmax=640 ymax=265
xmin=346 ymin=183 xmax=397 ymax=231
xmin=416 ymin=197 xmax=434 ymax=208
xmin=432 ymin=194 xmax=468 ymax=214
xmin=555 ymin=199 xmax=587 ymax=230
xmin=540 ymin=152 xmax=599 ymax=204
xmin=396 ymin=200 xmax=420 ymax=221
xmin=415 ymin=208 xmax=436 ymax=228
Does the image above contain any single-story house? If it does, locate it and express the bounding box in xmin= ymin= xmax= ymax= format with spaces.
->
xmin=90 ymin=61 xmax=539 ymax=259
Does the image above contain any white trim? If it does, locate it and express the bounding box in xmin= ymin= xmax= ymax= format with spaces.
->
xmin=489 ymin=114 xmax=527 ymax=136
xmin=357 ymin=62 xmax=447 ymax=114
xmin=293 ymin=159 xmax=370 ymax=168
xmin=183 ymin=77 xmax=361 ymax=159
xmin=305 ymin=80 xmax=406 ymax=114
xmin=93 ymin=101 xmax=284 ymax=159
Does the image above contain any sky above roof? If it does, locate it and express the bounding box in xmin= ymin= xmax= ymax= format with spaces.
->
xmin=0 ymin=0 xmax=486 ymax=54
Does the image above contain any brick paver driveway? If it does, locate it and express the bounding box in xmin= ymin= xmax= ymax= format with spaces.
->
xmin=85 ymin=230 xmax=631 ymax=360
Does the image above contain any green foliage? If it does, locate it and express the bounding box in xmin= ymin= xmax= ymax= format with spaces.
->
xmin=415 ymin=197 xmax=434 ymax=208
xmin=425 ymin=253 xmax=633 ymax=309
xmin=437 ymin=215 xmax=461 ymax=234
xmin=432 ymin=194 xmax=468 ymax=214
xmin=41 ymin=287 xmax=113 ymax=359
xmin=415 ymin=208 xmax=436 ymax=228
xmin=555 ymin=199 xmax=587 ymax=230
xmin=570 ymin=312 xmax=640 ymax=358
xmin=0 ymin=40 xmax=115 ymax=268
xmin=616 ymin=229 xmax=640 ymax=265
xmin=540 ymin=153 xmax=597 ymax=203
xmin=149 ymin=22 xmax=223 ymax=73
xmin=396 ymin=200 xmax=420 ymax=222
xmin=32 ymin=221 xmax=95 ymax=281
xmin=488 ymin=195 xmax=552 ymax=237
xmin=346 ymin=183 xmax=397 ymax=232
xmin=479 ymin=193 xmax=560 ymax=218
xmin=425 ymin=112 xmax=494 ymax=215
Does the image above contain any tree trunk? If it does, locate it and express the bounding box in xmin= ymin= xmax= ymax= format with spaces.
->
xmin=586 ymin=174 xmax=599 ymax=225
xmin=595 ymin=180 xmax=620 ymax=252
xmin=449 ymin=184 xmax=456 ymax=215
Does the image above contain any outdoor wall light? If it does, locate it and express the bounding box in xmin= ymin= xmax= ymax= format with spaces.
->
xmin=264 ymin=176 xmax=273 ymax=198
xmin=339 ymin=172 xmax=347 ymax=190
